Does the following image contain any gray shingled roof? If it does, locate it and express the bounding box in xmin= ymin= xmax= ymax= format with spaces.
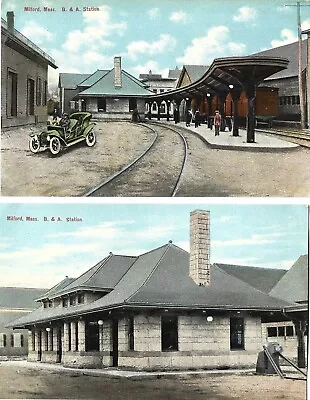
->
xmin=9 ymin=244 xmax=292 ymax=328
xmin=35 ymin=277 xmax=75 ymax=301
xmin=269 ymin=255 xmax=308 ymax=303
xmin=79 ymin=69 xmax=152 ymax=97
xmin=59 ymin=73 xmax=91 ymax=89
xmin=184 ymin=65 xmax=209 ymax=82
xmin=251 ymin=40 xmax=307 ymax=80
xmin=52 ymin=254 xmax=137 ymax=297
xmin=215 ymin=263 xmax=287 ymax=293
xmin=168 ymin=68 xmax=181 ymax=79
xmin=0 ymin=287 xmax=48 ymax=310
xmin=78 ymin=70 xmax=109 ymax=88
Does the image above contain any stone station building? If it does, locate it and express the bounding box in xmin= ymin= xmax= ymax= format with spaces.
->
xmin=9 ymin=211 xmax=307 ymax=370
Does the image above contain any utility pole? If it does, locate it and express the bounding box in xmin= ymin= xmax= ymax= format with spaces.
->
xmin=285 ymin=1 xmax=310 ymax=129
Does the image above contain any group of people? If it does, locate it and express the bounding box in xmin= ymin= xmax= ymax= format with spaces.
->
xmin=176 ymin=108 xmax=222 ymax=136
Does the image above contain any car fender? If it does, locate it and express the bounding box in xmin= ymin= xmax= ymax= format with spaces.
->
xmin=83 ymin=123 xmax=96 ymax=137
xmin=46 ymin=130 xmax=67 ymax=145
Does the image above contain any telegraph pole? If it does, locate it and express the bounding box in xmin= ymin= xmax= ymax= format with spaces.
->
xmin=285 ymin=1 xmax=310 ymax=129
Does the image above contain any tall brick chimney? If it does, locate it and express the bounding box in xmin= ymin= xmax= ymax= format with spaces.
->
xmin=114 ymin=56 xmax=122 ymax=88
xmin=7 ymin=11 xmax=14 ymax=33
xmin=189 ymin=210 xmax=211 ymax=286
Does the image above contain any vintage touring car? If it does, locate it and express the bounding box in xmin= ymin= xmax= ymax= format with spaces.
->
xmin=29 ymin=112 xmax=96 ymax=155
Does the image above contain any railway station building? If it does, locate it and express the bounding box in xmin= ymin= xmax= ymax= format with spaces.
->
xmin=58 ymin=57 xmax=153 ymax=120
xmin=1 ymin=12 xmax=57 ymax=128
xmin=9 ymin=211 xmax=308 ymax=370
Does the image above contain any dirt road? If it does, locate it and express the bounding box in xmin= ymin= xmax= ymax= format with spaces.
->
xmin=0 ymin=362 xmax=306 ymax=399
xmin=1 ymin=122 xmax=310 ymax=196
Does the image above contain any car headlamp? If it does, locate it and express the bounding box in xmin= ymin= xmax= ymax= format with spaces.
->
xmin=47 ymin=135 xmax=51 ymax=141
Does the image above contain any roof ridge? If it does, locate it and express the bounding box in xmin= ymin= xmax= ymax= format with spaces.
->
xmin=214 ymin=262 xmax=288 ymax=272
xmin=80 ymin=253 xmax=114 ymax=286
xmin=212 ymin=263 xmax=291 ymax=301
xmin=126 ymin=243 xmax=172 ymax=302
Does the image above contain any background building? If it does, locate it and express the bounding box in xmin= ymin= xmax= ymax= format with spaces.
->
xmin=0 ymin=287 xmax=47 ymax=358
xmin=1 ymin=12 xmax=57 ymax=128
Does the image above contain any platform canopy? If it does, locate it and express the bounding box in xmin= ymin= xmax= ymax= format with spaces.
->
xmin=148 ymin=56 xmax=289 ymax=142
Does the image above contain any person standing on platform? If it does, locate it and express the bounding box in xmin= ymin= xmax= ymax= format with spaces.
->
xmin=186 ymin=109 xmax=192 ymax=127
xmin=194 ymin=109 xmax=200 ymax=128
xmin=214 ymin=110 xmax=221 ymax=136
xmin=173 ymin=107 xmax=180 ymax=124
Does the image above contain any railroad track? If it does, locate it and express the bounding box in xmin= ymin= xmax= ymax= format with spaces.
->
xmin=256 ymin=128 xmax=310 ymax=148
xmin=84 ymin=122 xmax=188 ymax=197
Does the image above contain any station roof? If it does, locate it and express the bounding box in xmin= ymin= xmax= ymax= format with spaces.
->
xmin=9 ymin=243 xmax=294 ymax=328
xmin=78 ymin=69 xmax=109 ymax=88
xmin=269 ymin=255 xmax=308 ymax=304
xmin=79 ymin=68 xmax=153 ymax=97
xmin=59 ymin=73 xmax=91 ymax=89
xmin=1 ymin=18 xmax=57 ymax=69
xmin=251 ymin=40 xmax=307 ymax=80
xmin=148 ymin=55 xmax=289 ymax=102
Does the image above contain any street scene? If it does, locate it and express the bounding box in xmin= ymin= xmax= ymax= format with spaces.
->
xmin=0 ymin=203 xmax=308 ymax=399
xmin=1 ymin=0 xmax=310 ymax=196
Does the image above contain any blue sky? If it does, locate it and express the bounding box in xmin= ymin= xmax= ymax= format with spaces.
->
xmin=2 ymin=0 xmax=310 ymax=89
xmin=0 ymin=202 xmax=308 ymax=288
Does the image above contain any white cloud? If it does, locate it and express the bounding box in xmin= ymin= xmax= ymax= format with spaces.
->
xmin=177 ymin=26 xmax=246 ymax=65
xmin=271 ymin=28 xmax=297 ymax=47
xmin=147 ymin=8 xmax=160 ymax=19
xmin=277 ymin=5 xmax=291 ymax=13
xmin=130 ymin=60 xmax=169 ymax=78
xmin=62 ymin=6 xmax=126 ymax=53
xmin=126 ymin=34 xmax=177 ymax=60
xmin=169 ymin=10 xmax=191 ymax=24
xmin=219 ymin=216 xmax=234 ymax=223
xmin=302 ymin=19 xmax=310 ymax=31
xmin=233 ymin=6 xmax=257 ymax=23
xmin=21 ymin=20 xmax=53 ymax=44
xmin=213 ymin=234 xmax=276 ymax=247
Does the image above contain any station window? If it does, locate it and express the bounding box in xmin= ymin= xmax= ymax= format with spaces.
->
xmin=3 ymin=334 xmax=7 ymax=347
xmin=152 ymin=103 xmax=157 ymax=111
xmin=230 ymin=318 xmax=244 ymax=350
xmin=278 ymin=326 xmax=285 ymax=336
xmin=129 ymin=98 xmax=137 ymax=112
xmin=153 ymin=89 xmax=157 ymax=93
xmin=36 ymin=77 xmax=41 ymax=106
xmin=286 ymin=326 xmax=294 ymax=336
xmin=128 ymin=317 xmax=134 ymax=351
xmin=267 ymin=327 xmax=277 ymax=337
xmin=161 ymin=315 xmax=178 ymax=351
xmin=10 ymin=334 xmax=14 ymax=347
xmin=296 ymin=95 xmax=300 ymax=105
xmin=75 ymin=322 xmax=79 ymax=351
xmin=77 ymin=293 xmax=85 ymax=304
xmin=20 ymin=334 xmax=24 ymax=348
xmin=68 ymin=323 xmax=71 ymax=351
xmin=160 ymin=89 xmax=165 ymax=93
xmin=97 ymin=98 xmax=106 ymax=112
xmin=7 ymin=71 xmax=18 ymax=117
xmin=69 ymin=296 xmax=75 ymax=306
xmin=85 ymin=321 xmax=99 ymax=352
xmin=62 ymin=298 xmax=68 ymax=308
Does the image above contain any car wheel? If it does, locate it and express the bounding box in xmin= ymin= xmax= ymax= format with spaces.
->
xmin=29 ymin=136 xmax=40 ymax=153
xmin=49 ymin=137 xmax=62 ymax=155
xmin=86 ymin=131 xmax=96 ymax=147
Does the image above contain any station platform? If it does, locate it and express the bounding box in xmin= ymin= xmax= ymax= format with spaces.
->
xmin=159 ymin=121 xmax=299 ymax=152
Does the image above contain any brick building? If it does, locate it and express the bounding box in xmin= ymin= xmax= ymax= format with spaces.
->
xmin=58 ymin=57 xmax=152 ymax=120
xmin=1 ymin=12 xmax=57 ymax=128
xmin=0 ymin=287 xmax=47 ymax=358
xmin=9 ymin=210 xmax=307 ymax=370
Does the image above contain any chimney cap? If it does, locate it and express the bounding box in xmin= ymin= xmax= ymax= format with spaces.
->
xmin=168 ymin=240 xmax=173 ymax=244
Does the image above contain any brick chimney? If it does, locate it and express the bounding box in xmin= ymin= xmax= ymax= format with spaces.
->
xmin=189 ymin=210 xmax=211 ymax=286
xmin=114 ymin=56 xmax=122 ymax=88
xmin=7 ymin=11 xmax=14 ymax=33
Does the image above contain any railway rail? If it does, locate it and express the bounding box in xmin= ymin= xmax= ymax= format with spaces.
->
xmin=84 ymin=123 xmax=188 ymax=197
xmin=256 ymin=128 xmax=310 ymax=148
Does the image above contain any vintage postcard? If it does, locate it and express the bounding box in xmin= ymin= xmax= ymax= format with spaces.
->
xmin=0 ymin=202 xmax=308 ymax=398
xmin=1 ymin=0 xmax=310 ymax=197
